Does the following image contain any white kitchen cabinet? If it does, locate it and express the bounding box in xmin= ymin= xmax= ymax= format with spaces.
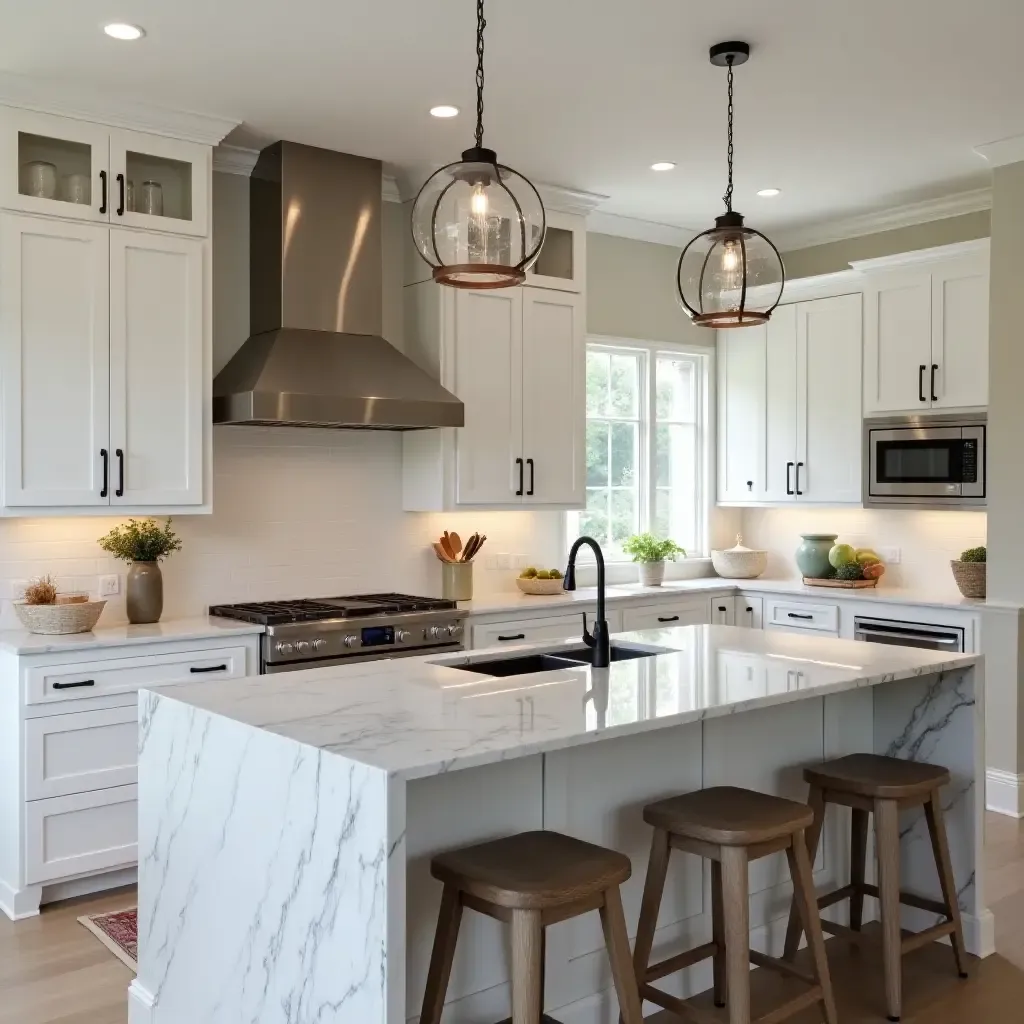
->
xmin=621 ymin=599 xmax=709 ymax=631
xmin=732 ymin=595 xmax=763 ymax=629
xmin=717 ymin=322 xmax=765 ymax=502
xmin=525 ymin=210 xmax=586 ymax=293
xmin=763 ymin=597 xmax=839 ymax=633
xmin=858 ymin=241 xmax=989 ymax=415
xmin=403 ymin=283 xmax=584 ymax=511
xmin=471 ymin=611 xmax=609 ymax=650
xmin=764 ymin=304 xmax=799 ymax=502
xmin=709 ymin=596 xmax=734 ymax=626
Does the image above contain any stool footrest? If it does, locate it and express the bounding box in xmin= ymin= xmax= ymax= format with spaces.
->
xmin=817 ymin=882 xmax=858 ymax=910
xmin=901 ymin=920 xmax=956 ymax=955
xmin=859 ymin=882 xmax=951 ymax=918
xmin=754 ymin=986 xmax=826 ymax=1024
xmin=645 ymin=940 xmax=719 ymax=982
xmin=639 ymin=983 xmax=722 ymax=1024
xmin=496 ymin=1017 xmax=563 ymax=1024
xmin=821 ymin=918 xmax=863 ymax=941
xmin=749 ymin=949 xmax=816 ymax=986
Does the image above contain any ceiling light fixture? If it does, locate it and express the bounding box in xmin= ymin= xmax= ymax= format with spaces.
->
xmin=676 ymin=42 xmax=784 ymax=329
xmin=411 ymin=0 xmax=545 ymax=289
xmin=103 ymin=22 xmax=145 ymax=40
xmin=651 ymin=161 xmax=676 ymax=172
xmin=430 ymin=105 xmax=460 ymax=118
xmin=757 ymin=187 xmax=781 ymax=197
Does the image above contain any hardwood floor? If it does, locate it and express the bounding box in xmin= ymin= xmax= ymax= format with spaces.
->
xmin=2 ymin=815 xmax=1023 ymax=1023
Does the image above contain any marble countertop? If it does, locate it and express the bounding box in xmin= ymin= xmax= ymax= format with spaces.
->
xmin=149 ymin=625 xmax=979 ymax=781
xmin=0 ymin=616 xmax=265 ymax=655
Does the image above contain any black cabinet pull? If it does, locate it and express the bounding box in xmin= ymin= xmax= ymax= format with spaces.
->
xmin=497 ymin=633 xmax=525 ymax=642
xmin=514 ymin=457 xmax=524 ymax=496
xmin=526 ymin=458 xmax=535 ymax=496
xmin=746 ymin=480 xmax=753 ymax=491
xmin=919 ymin=364 xmax=926 ymax=402
xmin=795 ymin=461 xmax=804 ymax=496
xmin=116 ymin=173 xmax=125 ymax=216
xmin=931 ymin=363 xmax=939 ymax=402
xmin=657 ymin=615 xmax=680 ymax=623
xmin=100 ymin=448 xmax=108 ymax=498
xmin=718 ymin=605 xmax=728 ymax=612
xmin=53 ymin=679 xmax=95 ymax=690
xmin=190 ymin=664 xmax=228 ymax=674
xmin=787 ymin=612 xmax=814 ymax=620
xmin=115 ymin=448 xmax=124 ymax=497
xmin=99 ymin=170 xmax=108 ymax=214
xmin=786 ymin=461 xmax=794 ymax=496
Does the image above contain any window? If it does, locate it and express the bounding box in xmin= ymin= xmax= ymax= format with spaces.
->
xmin=568 ymin=339 xmax=707 ymax=560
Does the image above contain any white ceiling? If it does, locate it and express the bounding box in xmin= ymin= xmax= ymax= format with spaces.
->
xmin=4 ymin=0 xmax=1022 ymax=234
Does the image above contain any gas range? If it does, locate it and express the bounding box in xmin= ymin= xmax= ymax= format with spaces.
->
xmin=209 ymin=593 xmax=466 ymax=673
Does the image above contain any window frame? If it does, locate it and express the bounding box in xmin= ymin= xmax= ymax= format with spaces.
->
xmin=567 ymin=334 xmax=713 ymax=564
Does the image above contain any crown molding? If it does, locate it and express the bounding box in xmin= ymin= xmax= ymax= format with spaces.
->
xmin=849 ymin=237 xmax=989 ymax=273
xmin=975 ymin=133 xmax=1024 ymax=168
xmin=535 ymin=182 xmax=607 ymax=216
xmin=0 ymin=70 xmax=238 ymax=146
xmin=212 ymin=145 xmax=260 ymax=176
xmin=382 ymin=174 xmax=402 ymax=203
xmin=774 ymin=187 xmax=992 ymax=253
xmin=585 ymin=211 xmax=695 ymax=248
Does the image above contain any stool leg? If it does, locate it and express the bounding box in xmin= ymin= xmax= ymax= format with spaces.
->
xmin=711 ymin=860 xmax=727 ymax=1008
xmin=600 ymin=886 xmax=644 ymax=1024
xmin=874 ymin=798 xmax=903 ymax=1022
xmin=510 ymin=908 xmax=544 ymax=1024
xmin=788 ymin=831 xmax=839 ymax=1024
xmin=784 ymin=782 xmax=826 ymax=960
xmin=924 ymin=792 xmax=969 ymax=978
xmin=632 ymin=827 xmax=671 ymax=986
xmin=420 ymin=884 xmax=463 ymax=1024
xmin=720 ymin=845 xmax=751 ymax=1024
xmin=849 ymin=807 xmax=869 ymax=931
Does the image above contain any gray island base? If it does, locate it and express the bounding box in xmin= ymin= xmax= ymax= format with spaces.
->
xmin=129 ymin=625 xmax=988 ymax=1024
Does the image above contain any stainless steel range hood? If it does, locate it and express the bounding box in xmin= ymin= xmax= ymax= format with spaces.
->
xmin=213 ymin=142 xmax=464 ymax=430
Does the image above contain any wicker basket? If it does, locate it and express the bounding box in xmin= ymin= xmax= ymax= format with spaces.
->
xmin=950 ymin=560 xmax=986 ymax=599
xmin=516 ymin=577 xmax=565 ymax=596
xmin=14 ymin=599 xmax=106 ymax=634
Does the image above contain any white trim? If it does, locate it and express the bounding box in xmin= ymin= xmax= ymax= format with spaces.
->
xmin=536 ymin=182 xmax=607 ymax=216
xmin=382 ymin=174 xmax=402 ymax=203
xmin=0 ymin=71 xmax=237 ymax=145
xmin=586 ymin=210 xmax=695 ymax=248
xmin=212 ymin=145 xmax=259 ymax=176
xmin=975 ymin=133 xmax=1024 ymax=168
xmin=775 ymin=188 xmax=992 ymax=253
xmin=986 ymin=767 xmax=1024 ymax=818
xmin=128 ymin=980 xmax=155 ymax=1024
xmin=850 ymin=237 xmax=990 ymax=273
xmin=0 ymin=878 xmax=41 ymax=920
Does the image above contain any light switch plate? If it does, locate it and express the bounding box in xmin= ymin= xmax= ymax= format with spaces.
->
xmin=99 ymin=574 xmax=121 ymax=596
xmin=877 ymin=546 xmax=901 ymax=564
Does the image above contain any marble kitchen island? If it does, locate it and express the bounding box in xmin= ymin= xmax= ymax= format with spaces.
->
xmin=129 ymin=625 xmax=988 ymax=1024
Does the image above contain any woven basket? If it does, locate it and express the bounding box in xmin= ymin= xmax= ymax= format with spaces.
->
xmin=950 ymin=560 xmax=986 ymax=599
xmin=515 ymin=577 xmax=565 ymax=595
xmin=14 ymin=599 xmax=106 ymax=634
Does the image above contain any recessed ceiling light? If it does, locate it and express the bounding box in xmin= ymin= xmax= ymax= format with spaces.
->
xmin=650 ymin=161 xmax=676 ymax=172
xmin=756 ymin=187 xmax=782 ymax=197
xmin=104 ymin=22 xmax=145 ymax=40
xmin=429 ymin=105 xmax=460 ymax=118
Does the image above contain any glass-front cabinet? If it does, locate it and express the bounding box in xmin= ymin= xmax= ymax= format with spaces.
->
xmin=526 ymin=210 xmax=585 ymax=293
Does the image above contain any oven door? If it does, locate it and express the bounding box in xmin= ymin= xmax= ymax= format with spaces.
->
xmin=868 ymin=427 xmax=982 ymax=502
xmin=262 ymin=643 xmax=464 ymax=674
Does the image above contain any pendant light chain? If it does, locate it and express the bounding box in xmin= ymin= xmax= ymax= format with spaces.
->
xmin=474 ymin=0 xmax=486 ymax=148
xmin=722 ymin=54 xmax=735 ymax=213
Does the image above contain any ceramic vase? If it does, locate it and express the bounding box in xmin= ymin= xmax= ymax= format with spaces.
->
xmin=441 ymin=561 xmax=473 ymax=601
xmin=127 ymin=561 xmax=163 ymax=624
xmin=795 ymin=534 xmax=838 ymax=580
xmin=639 ymin=561 xmax=666 ymax=587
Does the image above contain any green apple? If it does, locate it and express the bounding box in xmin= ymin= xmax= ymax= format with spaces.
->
xmin=828 ymin=543 xmax=857 ymax=568
xmin=856 ymin=548 xmax=881 ymax=566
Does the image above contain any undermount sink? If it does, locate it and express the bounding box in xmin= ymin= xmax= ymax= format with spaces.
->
xmin=451 ymin=643 xmax=666 ymax=678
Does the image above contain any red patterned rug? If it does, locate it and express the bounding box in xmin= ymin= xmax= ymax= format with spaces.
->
xmin=78 ymin=907 xmax=138 ymax=971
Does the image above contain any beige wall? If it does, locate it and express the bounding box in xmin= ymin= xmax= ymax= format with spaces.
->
xmin=782 ymin=210 xmax=990 ymax=279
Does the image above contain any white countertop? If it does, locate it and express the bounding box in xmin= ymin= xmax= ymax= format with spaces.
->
xmin=458 ymin=576 xmax=992 ymax=615
xmin=0 ymin=616 xmax=265 ymax=655
xmin=150 ymin=625 xmax=979 ymax=781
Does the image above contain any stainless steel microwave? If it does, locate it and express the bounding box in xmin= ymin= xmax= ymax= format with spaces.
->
xmin=864 ymin=415 xmax=986 ymax=509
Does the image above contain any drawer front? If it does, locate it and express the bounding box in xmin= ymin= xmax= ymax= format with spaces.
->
xmin=709 ymin=598 xmax=734 ymax=626
xmin=764 ymin=598 xmax=839 ymax=633
xmin=734 ymin=595 xmax=764 ymax=629
xmin=622 ymin=600 xmax=709 ymax=632
xmin=25 ymin=644 xmax=249 ymax=705
xmin=472 ymin=614 xmax=583 ymax=650
xmin=25 ymin=706 xmax=138 ymax=800
xmin=765 ymin=622 xmax=840 ymax=640
xmin=24 ymin=785 xmax=137 ymax=884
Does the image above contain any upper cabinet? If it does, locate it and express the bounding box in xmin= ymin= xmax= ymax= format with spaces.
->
xmin=858 ymin=241 xmax=989 ymax=416
xmin=525 ymin=210 xmax=585 ymax=293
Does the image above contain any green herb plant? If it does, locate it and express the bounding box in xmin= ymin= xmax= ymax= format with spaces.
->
xmin=959 ymin=546 xmax=987 ymax=563
xmin=621 ymin=533 xmax=686 ymax=563
xmin=98 ymin=518 xmax=182 ymax=563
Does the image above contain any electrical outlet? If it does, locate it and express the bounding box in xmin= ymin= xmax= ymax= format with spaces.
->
xmin=99 ymin=574 xmax=121 ymax=597
xmin=11 ymin=579 xmax=28 ymax=600
xmin=484 ymin=553 xmax=499 ymax=570
xmin=877 ymin=546 xmax=901 ymax=565
xmin=513 ymin=553 xmax=528 ymax=569
xmin=496 ymin=552 xmax=512 ymax=570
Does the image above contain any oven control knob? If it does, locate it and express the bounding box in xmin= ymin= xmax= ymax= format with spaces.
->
xmin=294 ymin=640 xmax=310 ymax=654
xmin=276 ymin=641 xmax=294 ymax=655
xmin=448 ymin=624 xmax=463 ymax=639
xmin=396 ymin=630 xmax=413 ymax=643
xmin=429 ymin=625 xmax=448 ymax=640
xmin=343 ymin=634 xmax=359 ymax=648
xmin=312 ymin=638 xmax=327 ymax=652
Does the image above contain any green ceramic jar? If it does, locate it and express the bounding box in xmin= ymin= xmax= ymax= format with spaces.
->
xmin=795 ymin=534 xmax=838 ymax=580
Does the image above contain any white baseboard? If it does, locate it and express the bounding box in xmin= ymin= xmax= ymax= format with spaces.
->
xmin=965 ymin=909 xmax=997 ymax=959
xmin=42 ymin=865 xmax=137 ymax=906
xmin=128 ymin=980 xmax=155 ymax=1024
xmin=986 ymin=768 xmax=1024 ymax=817
xmin=0 ymin=878 xmax=41 ymax=920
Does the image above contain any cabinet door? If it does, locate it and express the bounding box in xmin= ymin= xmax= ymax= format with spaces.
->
xmin=521 ymin=289 xmax=584 ymax=506
xmin=717 ymin=325 xmax=765 ymax=502
xmin=863 ymin=271 xmax=932 ymax=414
xmin=733 ymin=595 xmax=763 ymax=628
xmin=764 ymin=304 xmax=799 ymax=502
xmin=525 ymin=211 xmax=585 ymax=292
xmin=797 ymin=293 xmax=863 ymax=504
xmin=0 ymin=108 xmax=110 ymax=223
xmin=931 ymin=259 xmax=988 ymax=410
xmin=454 ymin=289 xmax=523 ymax=505
xmin=0 ymin=214 xmax=110 ymax=507
xmin=108 ymin=129 xmax=210 ymax=237
xmin=109 ymin=230 xmax=204 ymax=506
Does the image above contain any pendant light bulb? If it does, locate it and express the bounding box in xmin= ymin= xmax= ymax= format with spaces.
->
xmin=470 ymin=185 xmax=489 ymax=216
xmin=720 ymin=241 xmax=740 ymax=273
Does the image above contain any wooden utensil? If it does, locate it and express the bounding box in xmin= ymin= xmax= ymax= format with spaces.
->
xmin=460 ymin=533 xmax=478 ymax=562
xmin=439 ymin=534 xmax=457 ymax=561
xmin=465 ymin=534 xmax=486 ymax=562
xmin=433 ymin=542 xmax=454 ymax=563
xmin=449 ymin=531 xmax=463 ymax=559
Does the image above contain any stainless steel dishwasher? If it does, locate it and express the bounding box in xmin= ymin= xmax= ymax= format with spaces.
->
xmin=853 ymin=616 xmax=965 ymax=652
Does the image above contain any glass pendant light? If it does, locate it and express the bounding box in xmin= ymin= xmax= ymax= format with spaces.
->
xmin=411 ymin=0 xmax=545 ymax=288
xmin=676 ymin=42 xmax=785 ymax=328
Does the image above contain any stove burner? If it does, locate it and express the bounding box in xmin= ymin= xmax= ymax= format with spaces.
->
xmin=209 ymin=593 xmax=458 ymax=626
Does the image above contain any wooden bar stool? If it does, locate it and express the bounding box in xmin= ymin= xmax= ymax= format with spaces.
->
xmin=419 ymin=830 xmax=643 ymax=1024
xmin=783 ymin=753 xmax=968 ymax=1022
xmin=633 ymin=786 xmax=837 ymax=1024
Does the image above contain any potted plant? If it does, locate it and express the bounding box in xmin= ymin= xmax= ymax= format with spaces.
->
xmin=950 ymin=545 xmax=986 ymax=599
xmin=98 ymin=518 xmax=182 ymax=624
xmin=622 ymin=533 xmax=685 ymax=587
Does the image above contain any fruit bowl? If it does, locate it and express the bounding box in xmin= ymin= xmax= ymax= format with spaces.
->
xmin=516 ymin=577 xmax=565 ymax=596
